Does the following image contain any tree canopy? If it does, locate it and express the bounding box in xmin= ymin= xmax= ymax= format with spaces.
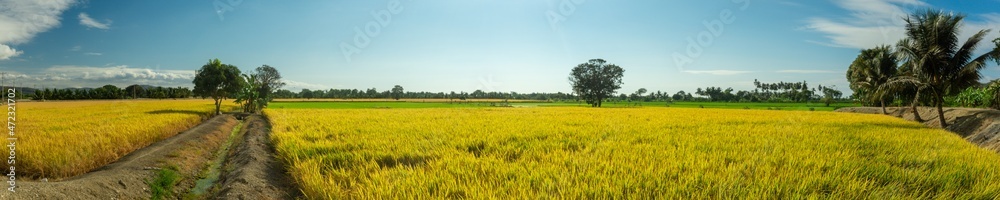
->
xmin=569 ymin=59 xmax=624 ymax=107
xmin=193 ymin=59 xmax=243 ymax=115
xmin=847 ymin=45 xmax=898 ymax=114
xmin=254 ymin=65 xmax=285 ymax=104
xmin=888 ymin=9 xmax=999 ymax=127
xmin=391 ymin=85 xmax=404 ymax=100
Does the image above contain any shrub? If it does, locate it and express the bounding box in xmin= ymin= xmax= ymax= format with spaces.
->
xmin=148 ymin=167 xmax=181 ymax=200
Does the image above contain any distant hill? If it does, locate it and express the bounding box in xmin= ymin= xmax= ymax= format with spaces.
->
xmin=0 ymin=86 xmax=39 ymax=94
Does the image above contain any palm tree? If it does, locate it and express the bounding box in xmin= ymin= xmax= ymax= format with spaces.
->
xmin=234 ymin=74 xmax=262 ymax=113
xmin=890 ymin=10 xmax=999 ymax=127
xmin=847 ymin=45 xmax=898 ymax=114
xmin=886 ymin=62 xmax=927 ymax=121
xmin=991 ymin=38 xmax=1000 ymax=109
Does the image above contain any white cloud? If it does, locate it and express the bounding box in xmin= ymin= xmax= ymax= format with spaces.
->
xmin=284 ymin=80 xmax=328 ymax=90
xmin=83 ymin=52 xmax=102 ymax=56
xmin=805 ymin=0 xmax=1000 ymax=49
xmin=44 ymin=65 xmax=194 ymax=80
xmin=2 ymin=65 xmax=196 ymax=88
xmin=0 ymin=0 xmax=76 ymax=60
xmin=683 ymin=70 xmax=753 ymax=75
xmin=70 ymin=45 xmax=81 ymax=51
xmin=0 ymin=44 xmax=22 ymax=60
xmin=78 ymin=13 xmax=111 ymax=30
xmin=775 ymin=70 xmax=838 ymax=74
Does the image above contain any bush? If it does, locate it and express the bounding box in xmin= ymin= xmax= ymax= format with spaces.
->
xmin=947 ymin=87 xmax=990 ymax=108
xmin=989 ymin=81 xmax=1000 ymax=110
xmin=148 ymin=167 xmax=181 ymax=200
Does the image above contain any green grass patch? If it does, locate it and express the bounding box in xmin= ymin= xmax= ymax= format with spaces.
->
xmin=268 ymin=101 xmax=859 ymax=111
xmin=148 ymin=166 xmax=182 ymax=200
xmin=269 ymin=101 xmax=490 ymax=109
xmin=533 ymin=101 xmax=857 ymax=111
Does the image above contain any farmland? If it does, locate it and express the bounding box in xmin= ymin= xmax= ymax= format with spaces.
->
xmin=18 ymin=100 xmax=237 ymax=178
xmin=269 ymin=101 xmax=857 ymax=111
xmin=266 ymin=106 xmax=1000 ymax=199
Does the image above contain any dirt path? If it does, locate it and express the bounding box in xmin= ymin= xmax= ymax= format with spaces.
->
xmin=212 ymin=114 xmax=301 ymax=200
xmin=1 ymin=115 xmax=238 ymax=199
xmin=836 ymin=107 xmax=1000 ymax=152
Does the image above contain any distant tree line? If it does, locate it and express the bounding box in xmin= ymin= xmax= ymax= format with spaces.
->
xmin=272 ymin=87 xmax=579 ymax=101
xmin=30 ymin=84 xmax=193 ymax=100
xmin=686 ymin=80 xmax=844 ymax=105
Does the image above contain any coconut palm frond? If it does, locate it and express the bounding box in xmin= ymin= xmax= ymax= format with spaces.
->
xmin=951 ymin=29 xmax=989 ymax=65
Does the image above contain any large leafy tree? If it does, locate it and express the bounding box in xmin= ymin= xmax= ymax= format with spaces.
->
xmin=847 ymin=45 xmax=898 ymax=114
xmin=569 ymin=59 xmax=625 ymax=107
xmin=391 ymin=85 xmax=404 ymax=100
xmin=193 ymin=59 xmax=243 ymax=115
xmin=889 ymin=10 xmax=999 ymax=127
xmin=300 ymin=89 xmax=313 ymax=99
xmin=124 ymin=84 xmax=145 ymax=99
xmin=254 ymin=65 xmax=285 ymax=107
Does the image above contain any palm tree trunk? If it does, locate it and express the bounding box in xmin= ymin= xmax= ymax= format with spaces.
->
xmin=880 ymin=99 xmax=887 ymax=114
xmin=911 ymin=90 xmax=922 ymax=122
xmin=935 ymin=92 xmax=946 ymax=128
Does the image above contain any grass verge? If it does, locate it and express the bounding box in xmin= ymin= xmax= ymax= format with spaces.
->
xmin=148 ymin=166 xmax=181 ymax=200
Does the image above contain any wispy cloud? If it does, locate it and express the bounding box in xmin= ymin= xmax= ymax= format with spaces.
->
xmin=775 ymin=70 xmax=838 ymax=74
xmin=805 ymin=0 xmax=1000 ymax=49
xmin=5 ymin=65 xmax=196 ymax=88
xmin=78 ymin=13 xmax=111 ymax=30
xmin=683 ymin=70 xmax=753 ymax=75
xmin=70 ymin=45 xmax=82 ymax=51
xmin=83 ymin=52 xmax=102 ymax=56
xmin=0 ymin=0 xmax=75 ymax=60
xmin=1 ymin=64 xmax=326 ymax=90
xmin=284 ymin=80 xmax=328 ymax=90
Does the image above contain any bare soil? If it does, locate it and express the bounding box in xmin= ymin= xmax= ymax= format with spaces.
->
xmin=2 ymin=115 xmax=237 ymax=199
xmin=211 ymin=114 xmax=300 ymax=199
xmin=836 ymin=107 xmax=1000 ymax=152
xmin=2 ymin=114 xmax=300 ymax=199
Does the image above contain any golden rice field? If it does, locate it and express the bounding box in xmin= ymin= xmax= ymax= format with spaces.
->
xmin=18 ymin=99 xmax=236 ymax=178
xmin=272 ymin=98 xmax=546 ymax=103
xmin=266 ymin=107 xmax=1000 ymax=199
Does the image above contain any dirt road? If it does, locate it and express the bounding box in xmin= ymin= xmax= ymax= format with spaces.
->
xmin=1 ymin=114 xmax=300 ymax=199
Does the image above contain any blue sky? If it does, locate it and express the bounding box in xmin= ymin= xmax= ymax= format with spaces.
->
xmin=0 ymin=0 xmax=998 ymax=96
